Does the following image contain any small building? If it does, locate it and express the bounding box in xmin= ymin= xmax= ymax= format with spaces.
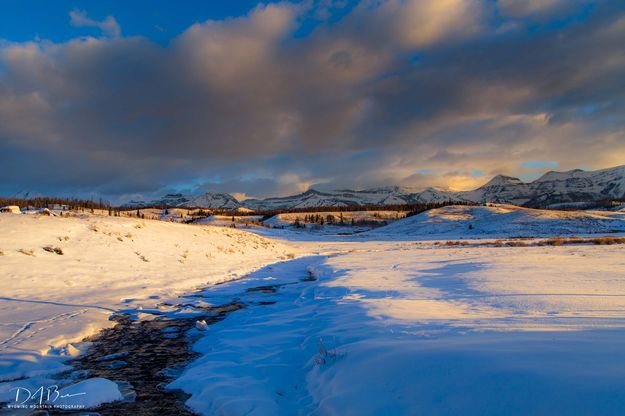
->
xmin=48 ymin=204 xmax=69 ymax=211
xmin=0 ymin=205 xmax=22 ymax=214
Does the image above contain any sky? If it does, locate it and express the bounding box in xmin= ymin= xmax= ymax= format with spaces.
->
xmin=0 ymin=0 xmax=624 ymax=203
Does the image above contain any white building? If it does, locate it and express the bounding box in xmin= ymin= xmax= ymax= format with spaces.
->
xmin=48 ymin=204 xmax=69 ymax=211
xmin=0 ymin=205 xmax=22 ymax=214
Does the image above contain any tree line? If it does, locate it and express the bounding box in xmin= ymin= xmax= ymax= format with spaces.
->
xmin=259 ymin=200 xmax=477 ymax=220
xmin=0 ymin=196 xmax=111 ymax=210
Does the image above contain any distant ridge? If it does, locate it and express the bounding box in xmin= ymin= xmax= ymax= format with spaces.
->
xmin=124 ymin=165 xmax=625 ymax=210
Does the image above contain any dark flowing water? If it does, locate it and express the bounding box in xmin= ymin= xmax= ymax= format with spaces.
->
xmin=42 ymin=268 xmax=317 ymax=416
xmin=49 ymin=302 xmax=244 ymax=416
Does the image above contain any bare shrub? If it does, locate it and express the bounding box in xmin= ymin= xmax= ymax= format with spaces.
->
xmin=590 ymin=236 xmax=625 ymax=245
xmin=505 ymin=241 xmax=528 ymax=247
xmin=179 ymin=250 xmax=189 ymax=263
xmin=43 ymin=246 xmax=64 ymax=255
xmin=134 ymin=251 xmax=149 ymax=262
xmin=444 ymin=241 xmax=469 ymax=246
xmin=314 ymin=338 xmax=340 ymax=366
xmin=543 ymin=238 xmax=564 ymax=246
xmin=17 ymin=248 xmax=35 ymax=256
xmin=536 ymin=236 xmax=625 ymax=247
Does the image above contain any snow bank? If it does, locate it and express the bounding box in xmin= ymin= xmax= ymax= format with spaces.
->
xmin=0 ymin=214 xmax=293 ymax=384
xmin=368 ymin=204 xmax=625 ymax=239
xmin=168 ymin=242 xmax=625 ymax=415
xmin=49 ymin=377 xmax=123 ymax=409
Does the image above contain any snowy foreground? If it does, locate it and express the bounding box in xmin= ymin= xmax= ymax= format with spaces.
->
xmin=0 ymin=215 xmax=292 ymax=384
xmin=168 ymin=241 xmax=625 ymax=415
xmin=2 ymin=207 xmax=625 ymax=414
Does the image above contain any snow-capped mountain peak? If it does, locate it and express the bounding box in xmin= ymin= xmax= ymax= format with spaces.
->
xmin=185 ymin=193 xmax=240 ymax=209
xmin=482 ymin=175 xmax=524 ymax=187
xmin=125 ymin=192 xmax=241 ymax=209
xmin=124 ymin=165 xmax=625 ymax=210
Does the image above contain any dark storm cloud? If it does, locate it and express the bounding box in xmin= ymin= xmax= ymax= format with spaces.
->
xmin=0 ymin=0 xmax=624 ymax=201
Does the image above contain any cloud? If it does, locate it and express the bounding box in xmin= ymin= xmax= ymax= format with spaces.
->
xmin=69 ymin=10 xmax=121 ymax=38
xmin=0 ymin=1 xmax=624 ymax=202
xmin=497 ymin=0 xmax=587 ymax=18
xmin=382 ymin=0 xmax=483 ymax=47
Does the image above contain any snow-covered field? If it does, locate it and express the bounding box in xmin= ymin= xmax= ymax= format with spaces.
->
xmin=0 ymin=214 xmax=292 ymax=393
xmin=194 ymin=214 xmax=264 ymax=227
xmin=2 ymin=206 xmax=625 ymax=414
xmin=260 ymin=210 xmax=405 ymax=235
xmin=168 ymin=242 xmax=625 ymax=415
xmin=368 ymin=204 xmax=625 ymax=239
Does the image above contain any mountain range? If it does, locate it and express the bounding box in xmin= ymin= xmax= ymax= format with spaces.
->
xmin=125 ymin=165 xmax=625 ymax=210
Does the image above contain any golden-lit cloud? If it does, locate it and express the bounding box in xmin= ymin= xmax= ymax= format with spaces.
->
xmin=0 ymin=1 xmax=624 ymax=200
